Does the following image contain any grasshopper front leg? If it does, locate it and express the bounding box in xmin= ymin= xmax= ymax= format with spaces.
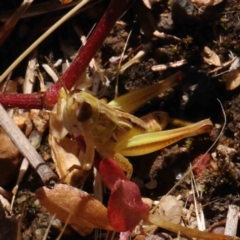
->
xmin=83 ymin=137 xmax=95 ymax=171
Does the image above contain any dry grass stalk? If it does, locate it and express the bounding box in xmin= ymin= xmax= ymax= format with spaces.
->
xmin=0 ymin=104 xmax=57 ymax=184
xmin=148 ymin=213 xmax=240 ymax=240
xmin=208 ymin=56 xmax=237 ymax=74
xmin=0 ymin=0 xmax=91 ymax=82
xmin=224 ymin=205 xmax=239 ymax=237
xmin=0 ymin=0 xmax=87 ymax=22
xmin=0 ymin=0 xmax=33 ymax=45
xmin=23 ymin=50 xmax=38 ymax=94
xmin=153 ymin=30 xmax=183 ymax=42
xmin=119 ymin=43 xmax=152 ymax=74
xmin=11 ymin=158 xmax=29 ymax=210
xmin=151 ymin=59 xmax=187 ymax=71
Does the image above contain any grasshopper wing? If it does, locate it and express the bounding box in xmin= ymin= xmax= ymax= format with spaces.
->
xmin=108 ymin=72 xmax=182 ymax=113
xmin=114 ymin=119 xmax=213 ymax=156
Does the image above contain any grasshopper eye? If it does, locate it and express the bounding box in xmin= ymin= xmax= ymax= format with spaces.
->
xmin=76 ymin=101 xmax=93 ymax=122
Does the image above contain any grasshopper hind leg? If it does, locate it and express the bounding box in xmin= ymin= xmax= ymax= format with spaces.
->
xmin=114 ymin=153 xmax=133 ymax=179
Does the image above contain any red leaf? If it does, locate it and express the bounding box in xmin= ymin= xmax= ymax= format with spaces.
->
xmin=99 ymin=158 xmax=126 ymax=190
xmin=108 ymin=180 xmax=149 ymax=232
xmin=192 ymin=153 xmax=211 ymax=178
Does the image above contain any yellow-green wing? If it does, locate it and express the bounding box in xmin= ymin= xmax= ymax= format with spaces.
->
xmin=108 ymin=71 xmax=182 ymax=113
xmin=114 ymin=119 xmax=213 ymax=156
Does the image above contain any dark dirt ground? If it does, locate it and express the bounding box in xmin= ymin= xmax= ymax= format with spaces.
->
xmin=0 ymin=0 xmax=240 ymax=239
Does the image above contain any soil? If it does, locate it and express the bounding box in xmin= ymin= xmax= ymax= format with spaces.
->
xmin=0 ymin=0 xmax=240 ymax=239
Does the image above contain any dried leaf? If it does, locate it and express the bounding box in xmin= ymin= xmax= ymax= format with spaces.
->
xmin=201 ymin=47 xmax=221 ymax=66
xmin=0 ymin=126 xmax=22 ymax=186
xmin=13 ymin=112 xmax=33 ymax=136
xmin=189 ymin=0 xmax=223 ymax=6
xmin=49 ymin=104 xmax=68 ymax=142
xmin=70 ymin=224 xmax=93 ymax=237
xmin=49 ymin=136 xmax=83 ymax=186
xmin=35 ymin=184 xmax=113 ymax=231
xmin=30 ymin=110 xmax=49 ymax=133
xmin=0 ymin=127 xmax=19 ymax=159
xmin=158 ymin=195 xmax=183 ymax=224
xmin=226 ymin=67 xmax=240 ymax=90
xmin=49 ymin=108 xmax=83 ymax=185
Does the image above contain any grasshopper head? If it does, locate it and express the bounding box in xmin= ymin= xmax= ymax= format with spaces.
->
xmin=62 ymin=90 xmax=99 ymax=137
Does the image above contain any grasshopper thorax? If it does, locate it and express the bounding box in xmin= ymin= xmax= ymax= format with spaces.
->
xmin=62 ymin=90 xmax=118 ymax=139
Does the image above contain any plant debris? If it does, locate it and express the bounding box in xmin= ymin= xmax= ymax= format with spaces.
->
xmin=0 ymin=0 xmax=240 ymax=239
xmin=201 ymin=46 xmax=221 ymax=67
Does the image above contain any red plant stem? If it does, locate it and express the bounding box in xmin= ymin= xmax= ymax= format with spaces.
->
xmin=43 ymin=0 xmax=129 ymax=108
xmin=0 ymin=0 xmax=129 ymax=110
xmin=0 ymin=93 xmax=43 ymax=109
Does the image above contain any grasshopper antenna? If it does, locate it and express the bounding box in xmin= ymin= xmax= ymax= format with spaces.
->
xmin=44 ymin=56 xmax=68 ymax=96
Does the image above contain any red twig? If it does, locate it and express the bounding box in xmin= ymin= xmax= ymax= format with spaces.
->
xmin=0 ymin=93 xmax=43 ymax=109
xmin=0 ymin=0 xmax=129 ymax=110
xmin=44 ymin=0 xmax=129 ymax=108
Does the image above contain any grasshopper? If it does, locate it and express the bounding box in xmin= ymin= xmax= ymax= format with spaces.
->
xmin=56 ymin=72 xmax=212 ymax=179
